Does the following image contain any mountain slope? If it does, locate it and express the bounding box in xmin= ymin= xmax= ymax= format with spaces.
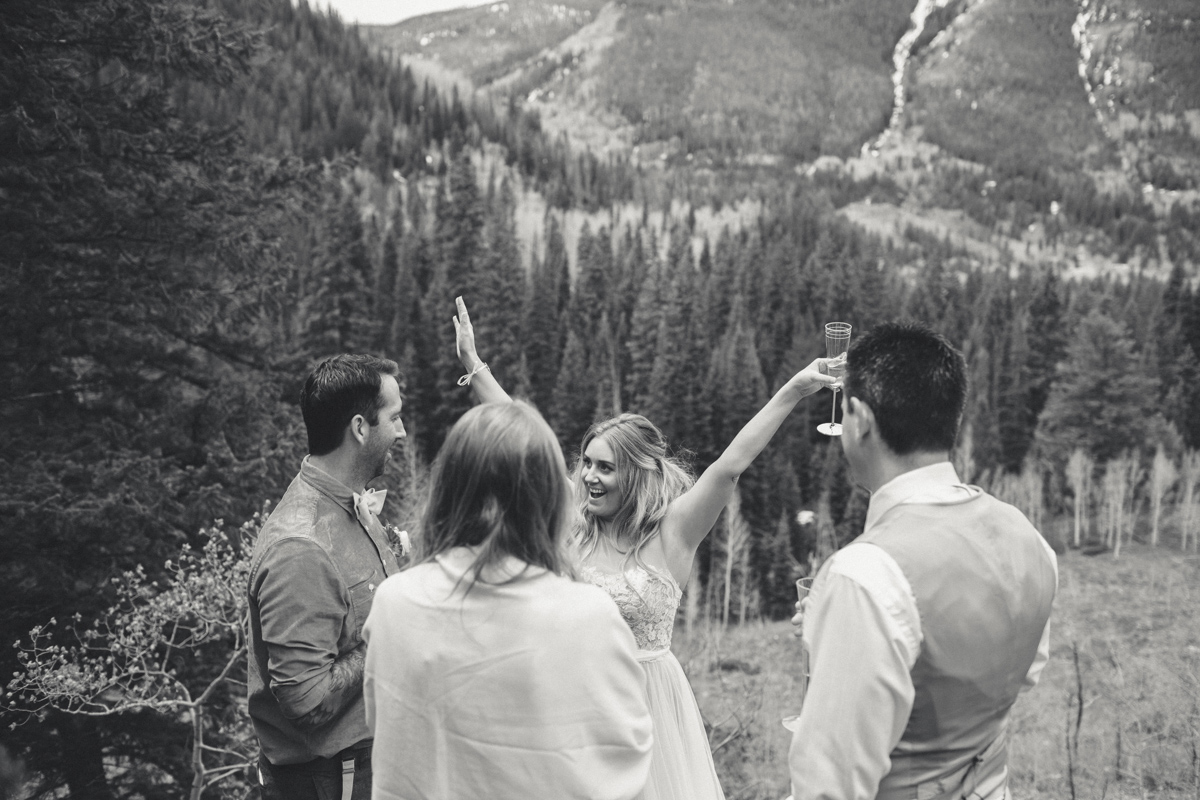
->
xmin=369 ymin=0 xmax=1200 ymax=276
xmin=906 ymin=0 xmax=1114 ymax=173
xmin=372 ymin=0 xmax=916 ymax=162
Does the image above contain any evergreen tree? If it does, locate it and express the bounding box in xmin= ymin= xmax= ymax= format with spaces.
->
xmin=379 ymin=225 xmax=401 ymax=351
xmin=385 ymin=206 xmax=422 ymax=368
xmin=525 ymin=216 xmax=569 ymax=411
xmin=706 ymin=300 xmax=771 ymax=517
xmin=625 ymin=253 xmax=666 ymax=412
xmin=436 ymin=151 xmax=484 ymax=293
xmin=611 ymin=227 xmax=650 ymax=399
xmin=0 ymin=0 xmax=310 ymax=791
xmin=593 ymin=311 xmax=623 ymax=420
xmin=997 ymin=303 xmax=1035 ymax=471
xmin=642 ymin=229 xmax=699 ymax=445
xmin=699 ymin=229 xmax=738 ymax=344
xmin=550 ymin=328 xmax=597 ymax=453
xmin=704 ymin=300 xmax=782 ymax=607
xmin=965 ymin=275 xmax=1015 ymax=473
xmin=907 ymin=259 xmax=970 ymax=348
xmin=569 ymin=223 xmax=612 ymax=343
xmin=1025 ymin=268 xmax=1069 ymax=431
xmin=1157 ymin=263 xmax=1200 ymax=447
xmin=1034 ymin=311 xmax=1158 ymax=464
xmin=301 ymin=187 xmax=380 ymax=355
xmin=470 ymin=178 xmax=529 ymax=396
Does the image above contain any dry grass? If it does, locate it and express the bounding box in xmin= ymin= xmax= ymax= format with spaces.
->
xmin=677 ymin=543 xmax=1200 ymax=800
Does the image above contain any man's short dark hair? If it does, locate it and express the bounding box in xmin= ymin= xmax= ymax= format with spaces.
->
xmin=843 ymin=322 xmax=967 ymax=455
xmin=301 ymin=354 xmax=401 ymax=456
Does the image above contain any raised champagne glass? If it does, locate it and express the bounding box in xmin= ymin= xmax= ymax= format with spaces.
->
xmin=816 ymin=322 xmax=851 ymax=436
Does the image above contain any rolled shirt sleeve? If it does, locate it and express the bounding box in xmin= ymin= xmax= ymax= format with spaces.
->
xmin=254 ymin=536 xmax=349 ymax=719
xmin=789 ymin=543 xmax=922 ymax=800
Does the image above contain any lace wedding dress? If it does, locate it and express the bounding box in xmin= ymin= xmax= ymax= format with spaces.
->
xmin=579 ymin=564 xmax=726 ymax=800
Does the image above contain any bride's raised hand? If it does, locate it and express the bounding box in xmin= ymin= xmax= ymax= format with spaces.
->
xmin=785 ymin=356 xmax=841 ymax=399
xmin=452 ymin=296 xmax=513 ymax=404
xmin=453 ymin=295 xmax=480 ymax=370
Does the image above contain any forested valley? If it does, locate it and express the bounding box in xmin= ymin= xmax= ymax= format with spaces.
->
xmin=2 ymin=0 xmax=1199 ymax=796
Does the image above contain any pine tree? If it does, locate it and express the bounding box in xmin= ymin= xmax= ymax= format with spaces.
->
xmin=625 ymin=253 xmax=666 ymax=412
xmin=1157 ymin=263 xmax=1200 ymax=447
xmin=379 ymin=226 xmax=401 ymax=352
xmin=1025 ymin=268 xmax=1069 ymax=423
xmin=569 ymin=223 xmax=612 ymax=344
xmin=705 ymin=299 xmax=772 ymax=547
xmin=413 ymin=258 xmax=471 ymax=456
xmin=642 ymin=229 xmax=699 ymax=445
xmin=1034 ymin=311 xmax=1158 ymax=465
xmin=550 ymin=328 xmax=597 ymax=454
xmin=0 ymin=0 xmax=307 ymax=791
xmin=470 ymin=178 xmax=529 ymax=396
xmin=387 ymin=217 xmax=421 ymax=371
xmin=436 ymin=151 xmax=484 ymax=293
xmin=300 ymin=187 xmax=380 ymax=355
xmin=525 ymin=216 xmax=569 ymax=411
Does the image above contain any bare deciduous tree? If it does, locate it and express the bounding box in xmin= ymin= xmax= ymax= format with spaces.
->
xmin=721 ymin=489 xmax=753 ymax=627
xmin=1102 ymin=453 xmax=1141 ymax=558
xmin=991 ymin=463 xmax=1046 ymax=531
xmin=1180 ymin=450 xmax=1200 ymax=552
xmin=1066 ymin=448 xmax=1093 ymax=548
xmin=7 ymin=516 xmax=261 ymax=800
xmin=1149 ymin=445 xmax=1178 ymax=547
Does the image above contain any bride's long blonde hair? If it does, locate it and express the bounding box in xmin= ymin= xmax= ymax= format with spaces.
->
xmin=572 ymin=414 xmax=694 ymax=572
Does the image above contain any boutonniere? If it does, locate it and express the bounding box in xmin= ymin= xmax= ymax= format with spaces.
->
xmin=385 ymin=524 xmax=412 ymax=556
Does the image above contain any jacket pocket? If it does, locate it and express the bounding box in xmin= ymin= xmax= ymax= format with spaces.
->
xmin=347 ymin=577 xmax=377 ymax=639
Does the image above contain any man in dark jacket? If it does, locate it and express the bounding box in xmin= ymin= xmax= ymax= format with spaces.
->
xmin=248 ymin=354 xmax=405 ymax=800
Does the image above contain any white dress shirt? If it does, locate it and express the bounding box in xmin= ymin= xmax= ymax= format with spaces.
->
xmin=787 ymin=463 xmax=1057 ymax=800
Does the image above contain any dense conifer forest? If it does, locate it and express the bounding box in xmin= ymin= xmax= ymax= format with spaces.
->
xmin=1 ymin=0 xmax=1198 ymax=795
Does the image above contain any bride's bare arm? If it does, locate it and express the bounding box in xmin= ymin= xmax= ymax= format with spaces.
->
xmin=454 ymin=295 xmax=513 ymax=405
xmin=660 ymin=358 xmax=838 ymax=573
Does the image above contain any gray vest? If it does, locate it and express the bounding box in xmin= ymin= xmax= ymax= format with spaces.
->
xmin=860 ymin=490 xmax=1056 ymax=800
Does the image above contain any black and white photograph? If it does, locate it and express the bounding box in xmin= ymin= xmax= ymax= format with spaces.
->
xmin=2 ymin=0 xmax=1199 ymax=797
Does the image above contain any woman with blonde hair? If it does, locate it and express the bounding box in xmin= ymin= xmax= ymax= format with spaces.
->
xmin=363 ymin=401 xmax=653 ymax=799
xmin=453 ymin=298 xmax=837 ymax=800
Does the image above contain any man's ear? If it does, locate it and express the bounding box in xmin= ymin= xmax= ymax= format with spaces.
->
xmin=847 ymin=396 xmax=874 ymax=440
xmin=348 ymin=414 xmax=369 ymax=446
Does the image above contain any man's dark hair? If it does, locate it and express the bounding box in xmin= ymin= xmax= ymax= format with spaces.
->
xmin=300 ymin=354 xmax=401 ymax=456
xmin=843 ymin=322 xmax=967 ymax=455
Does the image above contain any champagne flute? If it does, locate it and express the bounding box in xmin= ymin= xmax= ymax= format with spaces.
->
xmin=816 ymin=322 xmax=851 ymax=436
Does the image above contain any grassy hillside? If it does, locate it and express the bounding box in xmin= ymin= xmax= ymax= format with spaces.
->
xmin=366 ymin=0 xmax=609 ymax=86
xmin=368 ymin=0 xmax=1199 ymax=189
xmin=373 ymin=0 xmax=917 ymax=162
xmin=590 ymin=0 xmax=914 ymax=161
xmin=1082 ymin=0 xmax=1200 ymax=190
xmin=680 ymin=542 xmax=1200 ymax=799
xmin=366 ymin=0 xmax=1199 ymax=280
xmin=906 ymin=0 xmax=1114 ymax=174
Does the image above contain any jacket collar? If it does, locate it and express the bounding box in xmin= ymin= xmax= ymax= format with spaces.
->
xmin=300 ymin=455 xmax=356 ymax=516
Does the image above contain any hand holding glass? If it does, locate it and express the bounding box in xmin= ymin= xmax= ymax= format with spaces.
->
xmin=817 ymin=322 xmax=851 ymax=436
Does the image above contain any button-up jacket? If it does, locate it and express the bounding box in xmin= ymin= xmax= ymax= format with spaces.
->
xmin=248 ymin=457 xmax=400 ymax=765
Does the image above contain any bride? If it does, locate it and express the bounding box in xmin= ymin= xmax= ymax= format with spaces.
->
xmin=452 ymin=296 xmax=835 ymax=800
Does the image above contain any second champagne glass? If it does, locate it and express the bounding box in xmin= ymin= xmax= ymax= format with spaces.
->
xmin=816 ymin=322 xmax=851 ymax=436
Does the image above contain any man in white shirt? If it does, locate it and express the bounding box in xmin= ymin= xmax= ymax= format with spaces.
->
xmin=786 ymin=322 xmax=1058 ymax=800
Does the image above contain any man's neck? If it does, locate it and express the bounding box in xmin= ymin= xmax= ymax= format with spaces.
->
xmin=865 ymin=450 xmax=950 ymax=494
xmin=308 ymin=451 xmax=368 ymax=493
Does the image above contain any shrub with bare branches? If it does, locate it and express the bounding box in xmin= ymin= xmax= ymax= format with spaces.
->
xmin=6 ymin=513 xmax=263 ymax=800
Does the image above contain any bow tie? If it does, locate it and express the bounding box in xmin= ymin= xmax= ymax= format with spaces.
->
xmin=353 ymin=488 xmax=387 ymax=524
